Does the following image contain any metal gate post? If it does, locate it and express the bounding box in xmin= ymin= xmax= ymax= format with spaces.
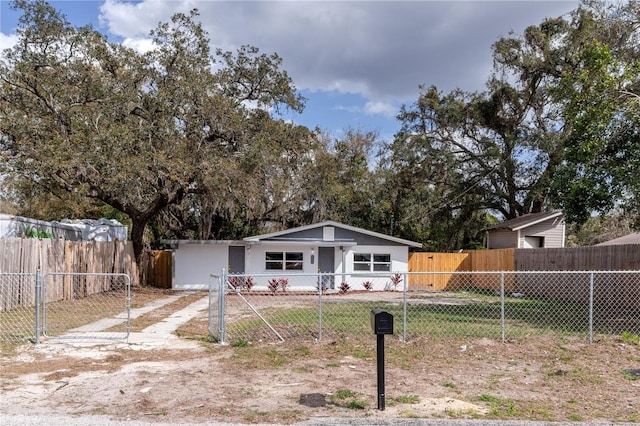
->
xmin=589 ymin=272 xmax=594 ymax=344
xmin=219 ymin=269 xmax=227 ymax=345
xmin=402 ymin=272 xmax=408 ymax=342
xmin=35 ymin=269 xmax=41 ymax=344
xmin=318 ymin=273 xmax=323 ymax=341
xmin=500 ymin=272 xmax=505 ymax=343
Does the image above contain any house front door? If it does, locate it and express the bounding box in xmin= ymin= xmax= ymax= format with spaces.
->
xmin=228 ymin=246 xmax=245 ymax=273
xmin=318 ymin=247 xmax=335 ymax=290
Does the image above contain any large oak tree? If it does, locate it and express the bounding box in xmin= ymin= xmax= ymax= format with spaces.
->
xmin=0 ymin=0 xmax=305 ymax=261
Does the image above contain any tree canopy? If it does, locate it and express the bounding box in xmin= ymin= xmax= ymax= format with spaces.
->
xmin=1 ymin=0 xmax=309 ymax=260
xmin=2 ymin=0 xmax=639 ymax=260
xmin=381 ymin=0 xmax=640 ymax=247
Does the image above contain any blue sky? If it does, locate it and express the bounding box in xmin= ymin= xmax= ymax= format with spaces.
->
xmin=1 ymin=0 xmax=579 ymax=143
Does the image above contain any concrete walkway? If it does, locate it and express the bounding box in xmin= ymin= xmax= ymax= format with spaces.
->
xmin=47 ymin=292 xmax=211 ymax=351
xmin=69 ymin=292 xmax=190 ymax=333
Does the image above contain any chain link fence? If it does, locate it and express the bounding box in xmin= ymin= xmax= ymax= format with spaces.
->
xmin=1 ymin=272 xmax=130 ymax=345
xmin=1 ymin=273 xmax=39 ymax=344
xmin=42 ymin=273 xmax=131 ymax=340
xmin=209 ymin=270 xmax=640 ymax=345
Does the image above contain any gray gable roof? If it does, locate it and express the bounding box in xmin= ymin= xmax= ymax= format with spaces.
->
xmin=244 ymin=220 xmax=423 ymax=248
xmin=484 ymin=211 xmax=563 ymax=231
xmin=595 ymin=232 xmax=640 ymax=246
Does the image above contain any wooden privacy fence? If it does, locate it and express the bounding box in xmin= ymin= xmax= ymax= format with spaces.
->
xmin=408 ymin=249 xmax=515 ymax=291
xmin=1 ymin=238 xmax=138 ymax=311
xmin=140 ymin=249 xmax=172 ymax=289
xmin=514 ymin=245 xmax=640 ymax=306
xmin=408 ymin=245 xmax=640 ymax=293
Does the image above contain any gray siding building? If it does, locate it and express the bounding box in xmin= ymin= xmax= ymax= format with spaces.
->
xmin=485 ymin=211 xmax=565 ymax=249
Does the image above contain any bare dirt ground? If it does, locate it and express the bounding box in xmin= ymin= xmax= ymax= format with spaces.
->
xmin=1 ymin=289 xmax=639 ymax=425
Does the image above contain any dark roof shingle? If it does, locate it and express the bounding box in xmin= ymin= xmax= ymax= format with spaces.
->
xmin=485 ymin=211 xmax=563 ymax=231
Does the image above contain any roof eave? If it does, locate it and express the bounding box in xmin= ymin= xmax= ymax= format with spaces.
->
xmin=511 ymin=212 xmax=564 ymax=231
xmin=245 ymin=220 xmax=423 ymax=248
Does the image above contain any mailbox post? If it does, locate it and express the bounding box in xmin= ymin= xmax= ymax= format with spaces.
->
xmin=370 ymin=308 xmax=393 ymax=410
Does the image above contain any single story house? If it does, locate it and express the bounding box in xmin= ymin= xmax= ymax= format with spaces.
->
xmin=485 ymin=211 xmax=565 ymax=249
xmin=164 ymin=220 xmax=422 ymax=292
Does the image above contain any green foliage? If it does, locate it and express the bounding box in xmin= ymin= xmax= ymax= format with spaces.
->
xmin=478 ymin=394 xmax=519 ymax=416
xmin=232 ymin=338 xmax=249 ymax=347
xmin=390 ymin=394 xmax=420 ymax=405
xmin=621 ymin=331 xmax=640 ymax=345
xmin=334 ymin=389 xmax=357 ymax=399
xmin=330 ymin=389 xmax=368 ymax=410
xmin=1 ymin=0 xmax=309 ymax=262
xmin=4 ymin=0 xmax=640 ymax=253
xmin=23 ymin=226 xmax=52 ymax=239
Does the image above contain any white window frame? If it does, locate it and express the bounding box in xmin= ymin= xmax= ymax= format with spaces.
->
xmin=353 ymin=252 xmax=391 ymax=272
xmin=265 ymin=251 xmax=303 ymax=271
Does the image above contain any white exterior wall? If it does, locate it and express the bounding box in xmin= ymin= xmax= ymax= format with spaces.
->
xmin=243 ymin=243 xmax=409 ymax=292
xmin=342 ymin=245 xmax=409 ymax=291
xmin=245 ymin=243 xmax=318 ymax=291
xmin=172 ymin=244 xmax=228 ymax=290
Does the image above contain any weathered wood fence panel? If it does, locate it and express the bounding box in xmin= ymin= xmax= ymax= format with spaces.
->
xmin=514 ymin=245 xmax=640 ymax=307
xmin=0 ymin=238 xmax=139 ymax=311
xmin=138 ymin=249 xmax=172 ymax=289
xmin=514 ymin=245 xmax=640 ymax=271
xmin=154 ymin=250 xmax=173 ymax=289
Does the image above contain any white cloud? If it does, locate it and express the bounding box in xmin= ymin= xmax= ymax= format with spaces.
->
xmin=363 ymin=101 xmax=397 ymax=118
xmin=96 ymin=1 xmax=579 ymax=109
xmin=0 ymin=33 xmax=19 ymax=53
xmin=99 ymin=0 xmax=182 ymax=39
xmin=121 ymin=37 xmax=156 ymax=54
xmin=333 ymin=105 xmax=362 ymax=114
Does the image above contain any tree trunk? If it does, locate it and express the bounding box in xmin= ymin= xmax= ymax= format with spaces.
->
xmin=129 ymin=217 xmax=146 ymax=266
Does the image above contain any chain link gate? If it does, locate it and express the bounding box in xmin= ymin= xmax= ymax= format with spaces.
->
xmin=42 ymin=272 xmax=131 ymax=340
xmin=0 ymin=272 xmax=39 ymax=344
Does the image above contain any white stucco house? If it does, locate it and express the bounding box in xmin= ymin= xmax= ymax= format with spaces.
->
xmin=164 ymin=221 xmax=422 ymax=292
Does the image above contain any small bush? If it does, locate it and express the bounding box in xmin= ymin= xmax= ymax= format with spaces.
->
xmin=268 ymin=278 xmax=289 ymax=294
xmin=339 ymin=282 xmax=350 ymax=294
xmin=229 ymin=276 xmax=255 ymax=292
xmin=362 ymin=281 xmax=373 ymax=291
xmin=244 ymin=277 xmax=255 ymax=291
xmin=316 ymin=281 xmax=328 ymax=294
xmin=389 ymin=274 xmax=403 ymax=291
xmin=268 ymin=278 xmax=280 ymax=294
xmin=278 ymin=278 xmax=289 ymax=293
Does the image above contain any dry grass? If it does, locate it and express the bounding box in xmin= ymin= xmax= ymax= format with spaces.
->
xmin=2 ymin=288 xmax=639 ymax=424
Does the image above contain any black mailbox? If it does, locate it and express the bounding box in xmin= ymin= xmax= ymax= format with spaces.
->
xmin=370 ymin=309 xmax=394 ymax=335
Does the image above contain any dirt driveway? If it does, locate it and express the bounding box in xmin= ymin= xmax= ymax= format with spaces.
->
xmin=1 ymin=289 xmax=639 ymax=425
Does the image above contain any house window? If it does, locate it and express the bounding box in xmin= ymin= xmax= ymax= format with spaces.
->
xmin=353 ymin=253 xmax=391 ymax=272
xmin=265 ymin=252 xmax=303 ymax=270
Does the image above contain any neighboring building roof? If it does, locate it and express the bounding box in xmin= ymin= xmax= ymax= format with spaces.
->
xmin=244 ymin=220 xmax=423 ymax=248
xmin=595 ymin=232 xmax=640 ymax=246
xmin=484 ymin=211 xmax=564 ymax=232
xmin=0 ymin=214 xmax=127 ymax=241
